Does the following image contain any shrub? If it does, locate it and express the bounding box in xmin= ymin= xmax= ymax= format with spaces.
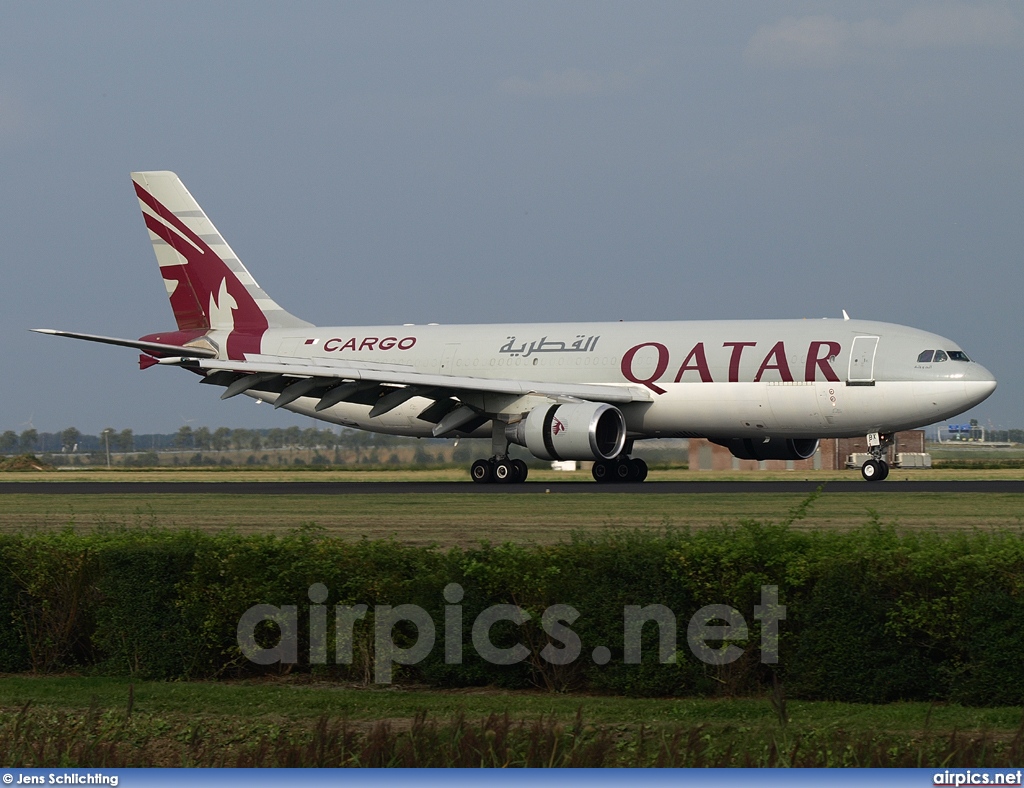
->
xmin=0 ymin=521 xmax=1021 ymax=705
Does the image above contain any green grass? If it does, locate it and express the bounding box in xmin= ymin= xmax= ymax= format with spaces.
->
xmin=1 ymin=676 xmax=1022 ymax=767
xmin=0 ymin=675 xmax=1020 ymax=732
xmin=1 ymin=490 xmax=1022 ymax=545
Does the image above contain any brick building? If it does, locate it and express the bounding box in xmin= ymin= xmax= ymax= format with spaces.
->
xmin=688 ymin=430 xmax=926 ymax=472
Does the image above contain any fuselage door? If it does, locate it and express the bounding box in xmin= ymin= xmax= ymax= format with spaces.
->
xmin=848 ymin=336 xmax=879 ymax=383
xmin=439 ymin=343 xmax=460 ymax=373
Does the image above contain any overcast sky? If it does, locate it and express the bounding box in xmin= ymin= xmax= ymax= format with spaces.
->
xmin=2 ymin=2 xmax=1021 ymax=435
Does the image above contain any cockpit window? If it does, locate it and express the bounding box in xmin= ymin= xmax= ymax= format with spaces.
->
xmin=934 ymin=350 xmax=948 ymax=362
xmin=948 ymin=350 xmax=971 ymax=362
xmin=917 ymin=350 xmax=934 ymax=363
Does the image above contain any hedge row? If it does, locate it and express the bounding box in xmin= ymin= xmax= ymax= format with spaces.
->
xmin=1 ymin=516 xmax=1023 ymax=705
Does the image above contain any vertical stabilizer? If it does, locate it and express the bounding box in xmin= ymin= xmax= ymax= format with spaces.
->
xmin=131 ymin=171 xmax=310 ymax=358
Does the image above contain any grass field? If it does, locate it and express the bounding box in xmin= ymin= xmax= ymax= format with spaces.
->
xmin=2 ymin=675 xmax=1021 ymax=731
xmin=1 ymin=676 xmax=1022 ymax=767
xmin=0 ymin=484 xmax=1022 ymax=545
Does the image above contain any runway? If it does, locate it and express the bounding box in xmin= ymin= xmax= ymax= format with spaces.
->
xmin=1 ymin=480 xmax=1023 ymax=495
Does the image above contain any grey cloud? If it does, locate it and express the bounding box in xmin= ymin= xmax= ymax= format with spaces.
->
xmin=746 ymin=3 xmax=1021 ymax=69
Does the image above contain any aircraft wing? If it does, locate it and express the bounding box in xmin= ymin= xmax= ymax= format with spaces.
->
xmin=180 ymin=355 xmax=653 ymax=405
xmin=34 ymin=326 xmax=651 ymax=436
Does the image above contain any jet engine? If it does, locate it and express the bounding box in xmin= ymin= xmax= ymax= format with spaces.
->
xmin=712 ymin=437 xmax=819 ymax=462
xmin=506 ymin=402 xmax=626 ymax=461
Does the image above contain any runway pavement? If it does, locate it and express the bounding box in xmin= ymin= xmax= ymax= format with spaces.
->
xmin=1 ymin=480 xmax=1023 ymax=495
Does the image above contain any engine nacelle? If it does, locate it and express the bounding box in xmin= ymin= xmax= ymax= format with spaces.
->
xmin=712 ymin=437 xmax=819 ymax=462
xmin=506 ymin=402 xmax=626 ymax=461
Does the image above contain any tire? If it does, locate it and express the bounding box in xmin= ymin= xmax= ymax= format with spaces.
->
xmin=615 ymin=459 xmax=632 ymax=481
xmin=512 ymin=459 xmax=529 ymax=483
xmin=493 ymin=459 xmax=514 ymax=483
xmin=877 ymin=460 xmax=890 ymax=481
xmin=470 ymin=459 xmax=493 ymax=484
xmin=592 ymin=460 xmax=611 ymax=483
xmin=630 ymin=458 xmax=649 ymax=482
xmin=861 ymin=459 xmax=882 ymax=481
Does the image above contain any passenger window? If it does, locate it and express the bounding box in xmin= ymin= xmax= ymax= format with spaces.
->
xmin=934 ymin=350 xmax=948 ymax=362
xmin=948 ymin=351 xmax=971 ymax=362
xmin=917 ymin=350 xmax=934 ymax=363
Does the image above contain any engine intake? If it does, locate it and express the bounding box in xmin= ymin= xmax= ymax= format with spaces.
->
xmin=506 ymin=402 xmax=626 ymax=461
xmin=712 ymin=437 xmax=819 ymax=462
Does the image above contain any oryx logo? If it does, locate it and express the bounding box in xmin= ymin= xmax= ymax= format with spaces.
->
xmin=551 ymin=418 xmax=566 ymax=436
xmin=208 ymin=278 xmax=238 ymax=331
xmin=134 ymin=179 xmax=269 ymax=360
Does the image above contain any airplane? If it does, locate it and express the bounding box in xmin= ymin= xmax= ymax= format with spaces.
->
xmin=33 ymin=171 xmax=997 ymax=483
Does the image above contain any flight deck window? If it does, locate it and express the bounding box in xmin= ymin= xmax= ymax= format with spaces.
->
xmin=917 ymin=350 xmax=934 ymax=363
xmin=948 ymin=351 xmax=971 ymax=362
xmin=934 ymin=350 xmax=948 ymax=362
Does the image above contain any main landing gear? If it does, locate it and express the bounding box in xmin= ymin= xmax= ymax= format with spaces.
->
xmin=470 ymin=457 xmax=529 ymax=484
xmin=468 ymin=455 xmax=648 ymax=484
xmin=860 ymin=432 xmax=893 ymax=482
xmin=470 ymin=422 xmax=532 ymax=484
xmin=466 ymin=424 xmax=648 ymax=484
xmin=592 ymin=456 xmax=648 ymax=483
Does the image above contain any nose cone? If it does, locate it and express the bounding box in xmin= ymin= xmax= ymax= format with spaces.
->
xmin=963 ymin=363 xmax=997 ymax=408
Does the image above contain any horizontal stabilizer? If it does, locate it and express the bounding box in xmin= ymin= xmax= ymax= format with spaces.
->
xmin=32 ymin=329 xmax=217 ymax=358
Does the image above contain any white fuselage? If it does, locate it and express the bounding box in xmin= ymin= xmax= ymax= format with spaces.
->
xmin=232 ymin=317 xmax=996 ymax=441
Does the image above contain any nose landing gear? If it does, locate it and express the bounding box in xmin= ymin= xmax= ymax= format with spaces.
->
xmin=861 ymin=458 xmax=889 ymax=481
xmin=860 ymin=432 xmax=893 ymax=482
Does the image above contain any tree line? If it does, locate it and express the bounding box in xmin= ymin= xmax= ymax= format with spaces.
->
xmin=7 ymin=425 xmax=1024 ymax=457
xmin=978 ymin=429 xmax=1024 ymax=443
xmin=0 ymin=425 xmax=424 ymax=456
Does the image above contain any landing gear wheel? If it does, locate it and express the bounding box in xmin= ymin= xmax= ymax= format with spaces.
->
xmin=594 ymin=457 xmax=649 ymax=483
xmin=493 ymin=459 xmax=514 ymax=483
xmin=860 ymin=432 xmax=894 ymax=482
xmin=861 ymin=459 xmax=883 ymax=482
xmin=470 ymin=459 xmax=493 ymax=484
xmin=512 ymin=459 xmax=529 ymax=483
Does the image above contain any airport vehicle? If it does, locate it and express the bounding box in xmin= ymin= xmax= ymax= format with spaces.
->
xmin=34 ymin=172 xmax=996 ymax=482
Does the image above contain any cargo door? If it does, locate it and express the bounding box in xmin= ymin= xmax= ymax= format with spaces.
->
xmin=848 ymin=336 xmax=879 ymax=384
